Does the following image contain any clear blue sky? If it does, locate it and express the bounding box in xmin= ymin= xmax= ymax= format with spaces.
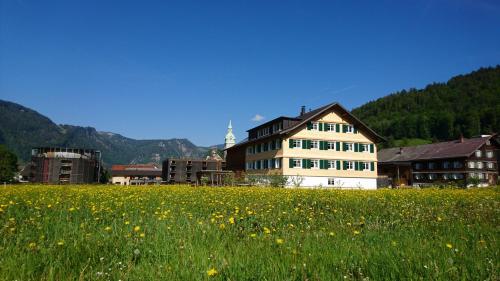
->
xmin=1 ymin=0 xmax=499 ymax=146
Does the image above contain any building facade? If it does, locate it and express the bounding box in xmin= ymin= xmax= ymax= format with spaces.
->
xmin=226 ymin=103 xmax=383 ymax=189
xmin=378 ymin=135 xmax=499 ymax=187
xmin=111 ymin=164 xmax=162 ymax=185
xmin=162 ymin=158 xmax=226 ymax=184
xmin=29 ymin=147 xmax=101 ymax=184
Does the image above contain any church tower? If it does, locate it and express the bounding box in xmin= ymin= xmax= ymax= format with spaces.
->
xmin=224 ymin=120 xmax=236 ymax=159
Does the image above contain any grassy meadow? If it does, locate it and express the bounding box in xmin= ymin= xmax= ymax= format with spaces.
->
xmin=0 ymin=185 xmax=498 ymax=280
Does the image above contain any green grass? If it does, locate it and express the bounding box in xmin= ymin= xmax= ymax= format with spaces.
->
xmin=0 ymin=185 xmax=498 ymax=280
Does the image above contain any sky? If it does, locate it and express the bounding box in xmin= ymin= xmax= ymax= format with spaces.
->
xmin=1 ymin=0 xmax=500 ymax=146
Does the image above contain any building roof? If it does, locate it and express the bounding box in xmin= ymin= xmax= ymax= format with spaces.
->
xmin=378 ymin=135 xmax=498 ymax=163
xmin=227 ymin=102 xmax=384 ymax=150
xmin=111 ymin=164 xmax=161 ymax=177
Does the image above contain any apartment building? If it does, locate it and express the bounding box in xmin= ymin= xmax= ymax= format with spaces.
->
xmin=225 ymin=103 xmax=383 ymax=189
xmin=378 ymin=135 xmax=499 ymax=187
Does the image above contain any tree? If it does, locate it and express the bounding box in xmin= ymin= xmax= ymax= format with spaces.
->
xmin=0 ymin=145 xmax=18 ymax=183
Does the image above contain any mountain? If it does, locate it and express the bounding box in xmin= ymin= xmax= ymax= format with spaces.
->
xmin=0 ymin=100 xmax=214 ymax=166
xmin=352 ymin=66 xmax=500 ymax=147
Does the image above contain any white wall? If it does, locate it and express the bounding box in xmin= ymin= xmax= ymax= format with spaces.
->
xmin=287 ymin=176 xmax=377 ymax=190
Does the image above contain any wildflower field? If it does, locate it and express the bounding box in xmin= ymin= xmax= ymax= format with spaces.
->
xmin=0 ymin=185 xmax=498 ymax=280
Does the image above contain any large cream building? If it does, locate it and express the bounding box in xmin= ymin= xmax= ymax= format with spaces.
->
xmin=225 ymin=103 xmax=384 ymax=189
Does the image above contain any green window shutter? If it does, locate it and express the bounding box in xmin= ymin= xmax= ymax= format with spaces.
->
xmin=336 ymin=160 xmax=341 ymax=170
xmin=354 ymin=161 xmax=359 ymax=171
xmin=370 ymin=144 xmax=374 ymax=153
xmin=289 ymin=140 xmax=294 ymax=148
xmin=360 ymin=144 xmax=364 ymax=152
xmin=336 ymin=124 xmax=340 ymax=132
xmin=302 ymin=140 xmax=307 ymax=149
xmin=307 ymin=159 xmax=311 ymax=169
xmin=319 ymin=123 xmax=323 ymax=131
xmin=353 ymin=127 xmax=358 ymax=134
xmin=321 ymin=141 xmax=326 ymax=150
xmin=343 ymin=161 xmax=347 ymax=170
xmin=370 ymin=162 xmax=375 ymax=171
xmin=289 ymin=158 xmax=294 ymax=168
xmin=336 ymin=142 xmax=340 ymax=151
xmin=343 ymin=124 xmax=347 ymax=133
xmin=354 ymin=143 xmax=359 ymax=152
xmin=307 ymin=122 xmax=313 ymax=130
xmin=343 ymin=143 xmax=347 ymax=151
xmin=302 ymin=159 xmax=307 ymax=169
xmin=319 ymin=160 xmax=324 ymax=169
xmin=307 ymin=140 xmax=312 ymax=149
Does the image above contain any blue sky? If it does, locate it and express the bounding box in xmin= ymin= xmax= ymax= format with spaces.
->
xmin=1 ymin=0 xmax=499 ymax=146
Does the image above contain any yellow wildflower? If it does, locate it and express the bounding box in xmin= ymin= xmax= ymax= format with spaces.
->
xmin=207 ymin=268 xmax=218 ymax=277
xmin=139 ymin=233 xmax=145 ymax=238
xmin=229 ymin=217 xmax=235 ymax=224
xmin=28 ymin=242 xmax=37 ymax=249
xmin=57 ymin=240 xmax=65 ymax=246
xmin=276 ymin=238 xmax=284 ymax=244
xmin=219 ymin=223 xmax=225 ymax=230
xmin=134 ymin=226 xmax=141 ymax=232
xmin=353 ymin=230 xmax=360 ymax=235
xmin=446 ymin=243 xmax=452 ymax=249
xmin=104 ymin=226 xmax=112 ymax=232
xmin=263 ymin=227 xmax=271 ymax=234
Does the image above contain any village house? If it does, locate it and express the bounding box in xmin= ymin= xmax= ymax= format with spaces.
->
xmin=378 ymin=135 xmax=499 ymax=187
xmin=111 ymin=164 xmax=162 ymax=185
xmin=225 ymin=103 xmax=384 ymax=189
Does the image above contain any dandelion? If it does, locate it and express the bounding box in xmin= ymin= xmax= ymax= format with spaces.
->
xmin=139 ymin=233 xmax=145 ymax=238
xmin=329 ymin=232 xmax=335 ymax=236
xmin=57 ymin=240 xmax=65 ymax=246
xmin=219 ymin=223 xmax=225 ymax=230
xmin=105 ymin=226 xmax=112 ymax=232
xmin=134 ymin=226 xmax=141 ymax=232
xmin=207 ymin=268 xmax=218 ymax=277
xmin=124 ymin=221 xmax=130 ymax=225
xmin=250 ymin=233 xmax=257 ymax=238
xmin=28 ymin=242 xmax=37 ymax=249
xmin=353 ymin=230 xmax=360 ymax=235
xmin=228 ymin=217 xmax=235 ymax=224
xmin=446 ymin=243 xmax=453 ymax=249
xmin=69 ymin=207 xmax=75 ymax=212
xmin=276 ymin=238 xmax=284 ymax=244
xmin=437 ymin=216 xmax=442 ymax=222
xmin=263 ymin=227 xmax=271 ymax=234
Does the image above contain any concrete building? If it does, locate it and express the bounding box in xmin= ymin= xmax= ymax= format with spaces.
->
xmin=28 ymin=147 xmax=101 ymax=184
xmin=225 ymin=102 xmax=383 ymax=189
xmin=111 ymin=164 xmax=162 ymax=185
xmin=162 ymin=158 xmax=226 ymax=184
xmin=378 ymin=135 xmax=499 ymax=187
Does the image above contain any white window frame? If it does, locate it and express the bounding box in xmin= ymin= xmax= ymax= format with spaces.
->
xmin=487 ymin=162 xmax=494 ymax=169
xmin=468 ymin=162 xmax=475 ymax=169
xmin=428 ymin=173 xmax=436 ymax=180
xmin=442 ymin=174 xmax=449 ymax=180
xmin=327 ymin=178 xmax=335 ymax=186
xmin=361 ymin=144 xmax=370 ymax=153
xmin=310 ymin=159 xmax=320 ymax=169
xmin=486 ymin=151 xmax=493 ymax=158
xmin=345 ymin=161 xmax=354 ymax=170
xmin=476 ymin=162 xmax=483 ymax=169
xmin=475 ymin=150 xmax=482 ymax=157
xmin=292 ymin=159 xmax=302 ymax=169
xmin=361 ymin=162 xmax=370 ymax=170
xmin=310 ymin=140 xmax=319 ymax=150
xmin=345 ymin=124 xmax=354 ymax=133
xmin=327 ymin=142 xmax=335 ymax=150
xmin=274 ymin=158 xmax=281 ymax=169
xmin=311 ymin=122 xmax=319 ymax=131
xmin=345 ymin=142 xmax=354 ymax=152
xmin=453 ymin=161 xmax=462 ymax=168
xmin=443 ymin=161 xmax=450 ymax=169
xmin=326 ymin=123 xmax=336 ymax=132
xmin=292 ymin=139 xmax=302 ymax=149
xmin=328 ymin=160 xmax=336 ymax=170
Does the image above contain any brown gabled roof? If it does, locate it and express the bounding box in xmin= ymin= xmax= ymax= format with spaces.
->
xmin=226 ymin=102 xmax=384 ymax=151
xmin=378 ymin=135 xmax=498 ymax=163
xmin=111 ymin=164 xmax=161 ymax=177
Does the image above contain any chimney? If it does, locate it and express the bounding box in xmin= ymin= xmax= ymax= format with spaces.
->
xmin=300 ymin=106 xmax=306 ymax=116
xmin=459 ymin=134 xmax=464 ymax=143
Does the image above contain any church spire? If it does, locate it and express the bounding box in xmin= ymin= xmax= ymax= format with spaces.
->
xmin=224 ymin=120 xmax=236 ymax=158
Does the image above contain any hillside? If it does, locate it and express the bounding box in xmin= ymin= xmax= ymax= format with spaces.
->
xmin=0 ymin=100 xmax=212 ymax=166
xmin=352 ymin=66 xmax=500 ymax=147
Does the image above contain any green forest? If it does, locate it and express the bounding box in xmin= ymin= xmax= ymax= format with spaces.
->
xmin=352 ymin=66 xmax=500 ymax=147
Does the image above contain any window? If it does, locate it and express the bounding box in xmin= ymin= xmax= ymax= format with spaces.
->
xmin=345 ymin=161 xmax=354 ymax=170
xmin=292 ymin=159 xmax=302 ymax=168
xmin=477 ymin=173 xmax=484 ymax=179
xmin=274 ymin=158 xmax=282 ymax=169
xmin=328 ymin=160 xmax=336 ymax=169
xmin=344 ymin=142 xmax=354 ymax=152
xmin=360 ymin=144 xmax=370 ymax=153
xmin=263 ymin=159 xmax=269 ymax=169
xmin=326 ymin=123 xmax=336 ymax=132
xmin=476 ymin=162 xmax=483 ymax=169
xmin=246 ymin=162 xmax=253 ymax=170
xmin=328 ymin=178 xmax=335 ymax=186
xmin=487 ymin=162 xmax=494 ymax=169
xmin=247 ymin=147 xmax=254 ymax=155
xmin=452 ymin=173 xmax=463 ymax=180
xmin=361 ymin=162 xmax=370 ymax=170
xmin=415 ymin=163 xmax=422 ymax=170
xmin=263 ymin=127 xmax=270 ymax=136
xmin=276 ymin=139 xmax=282 ymax=149
xmin=344 ymin=124 xmax=354 ymax=133
xmin=312 ymin=122 xmax=319 ymax=130
xmin=442 ymin=174 xmax=449 ymax=180
xmin=310 ymin=159 xmax=319 ymax=169
xmin=292 ymin=139 xmax=302 ymax=148
xmin=428 ymin=173 xmax=437 ymax=180
xmin=469 ymin=172 xmax=477 ymax=178
xmin=263 ymin=143 xmax=268 ymax=152
xmin=443 ymin=162 xmax=450 ymax=169
xmin=453 ymin=161 xmax=462 ymax=168
xmin=414 ymin=174 xmax=423 ymax=180
xmin=486 ymin=151 xmax=494 ymax=158
xmin=310 ymin=140 xmax=319 ymax=149
xmin=327 ymin=142 xmax=336 ymax=150
xmin=468 ymin=162 xmax=475 ymax=169
xmin=475 ymin=150 xmax=482 ymax=157
xmin=428 ymin=162 xmax=435 ymax=169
